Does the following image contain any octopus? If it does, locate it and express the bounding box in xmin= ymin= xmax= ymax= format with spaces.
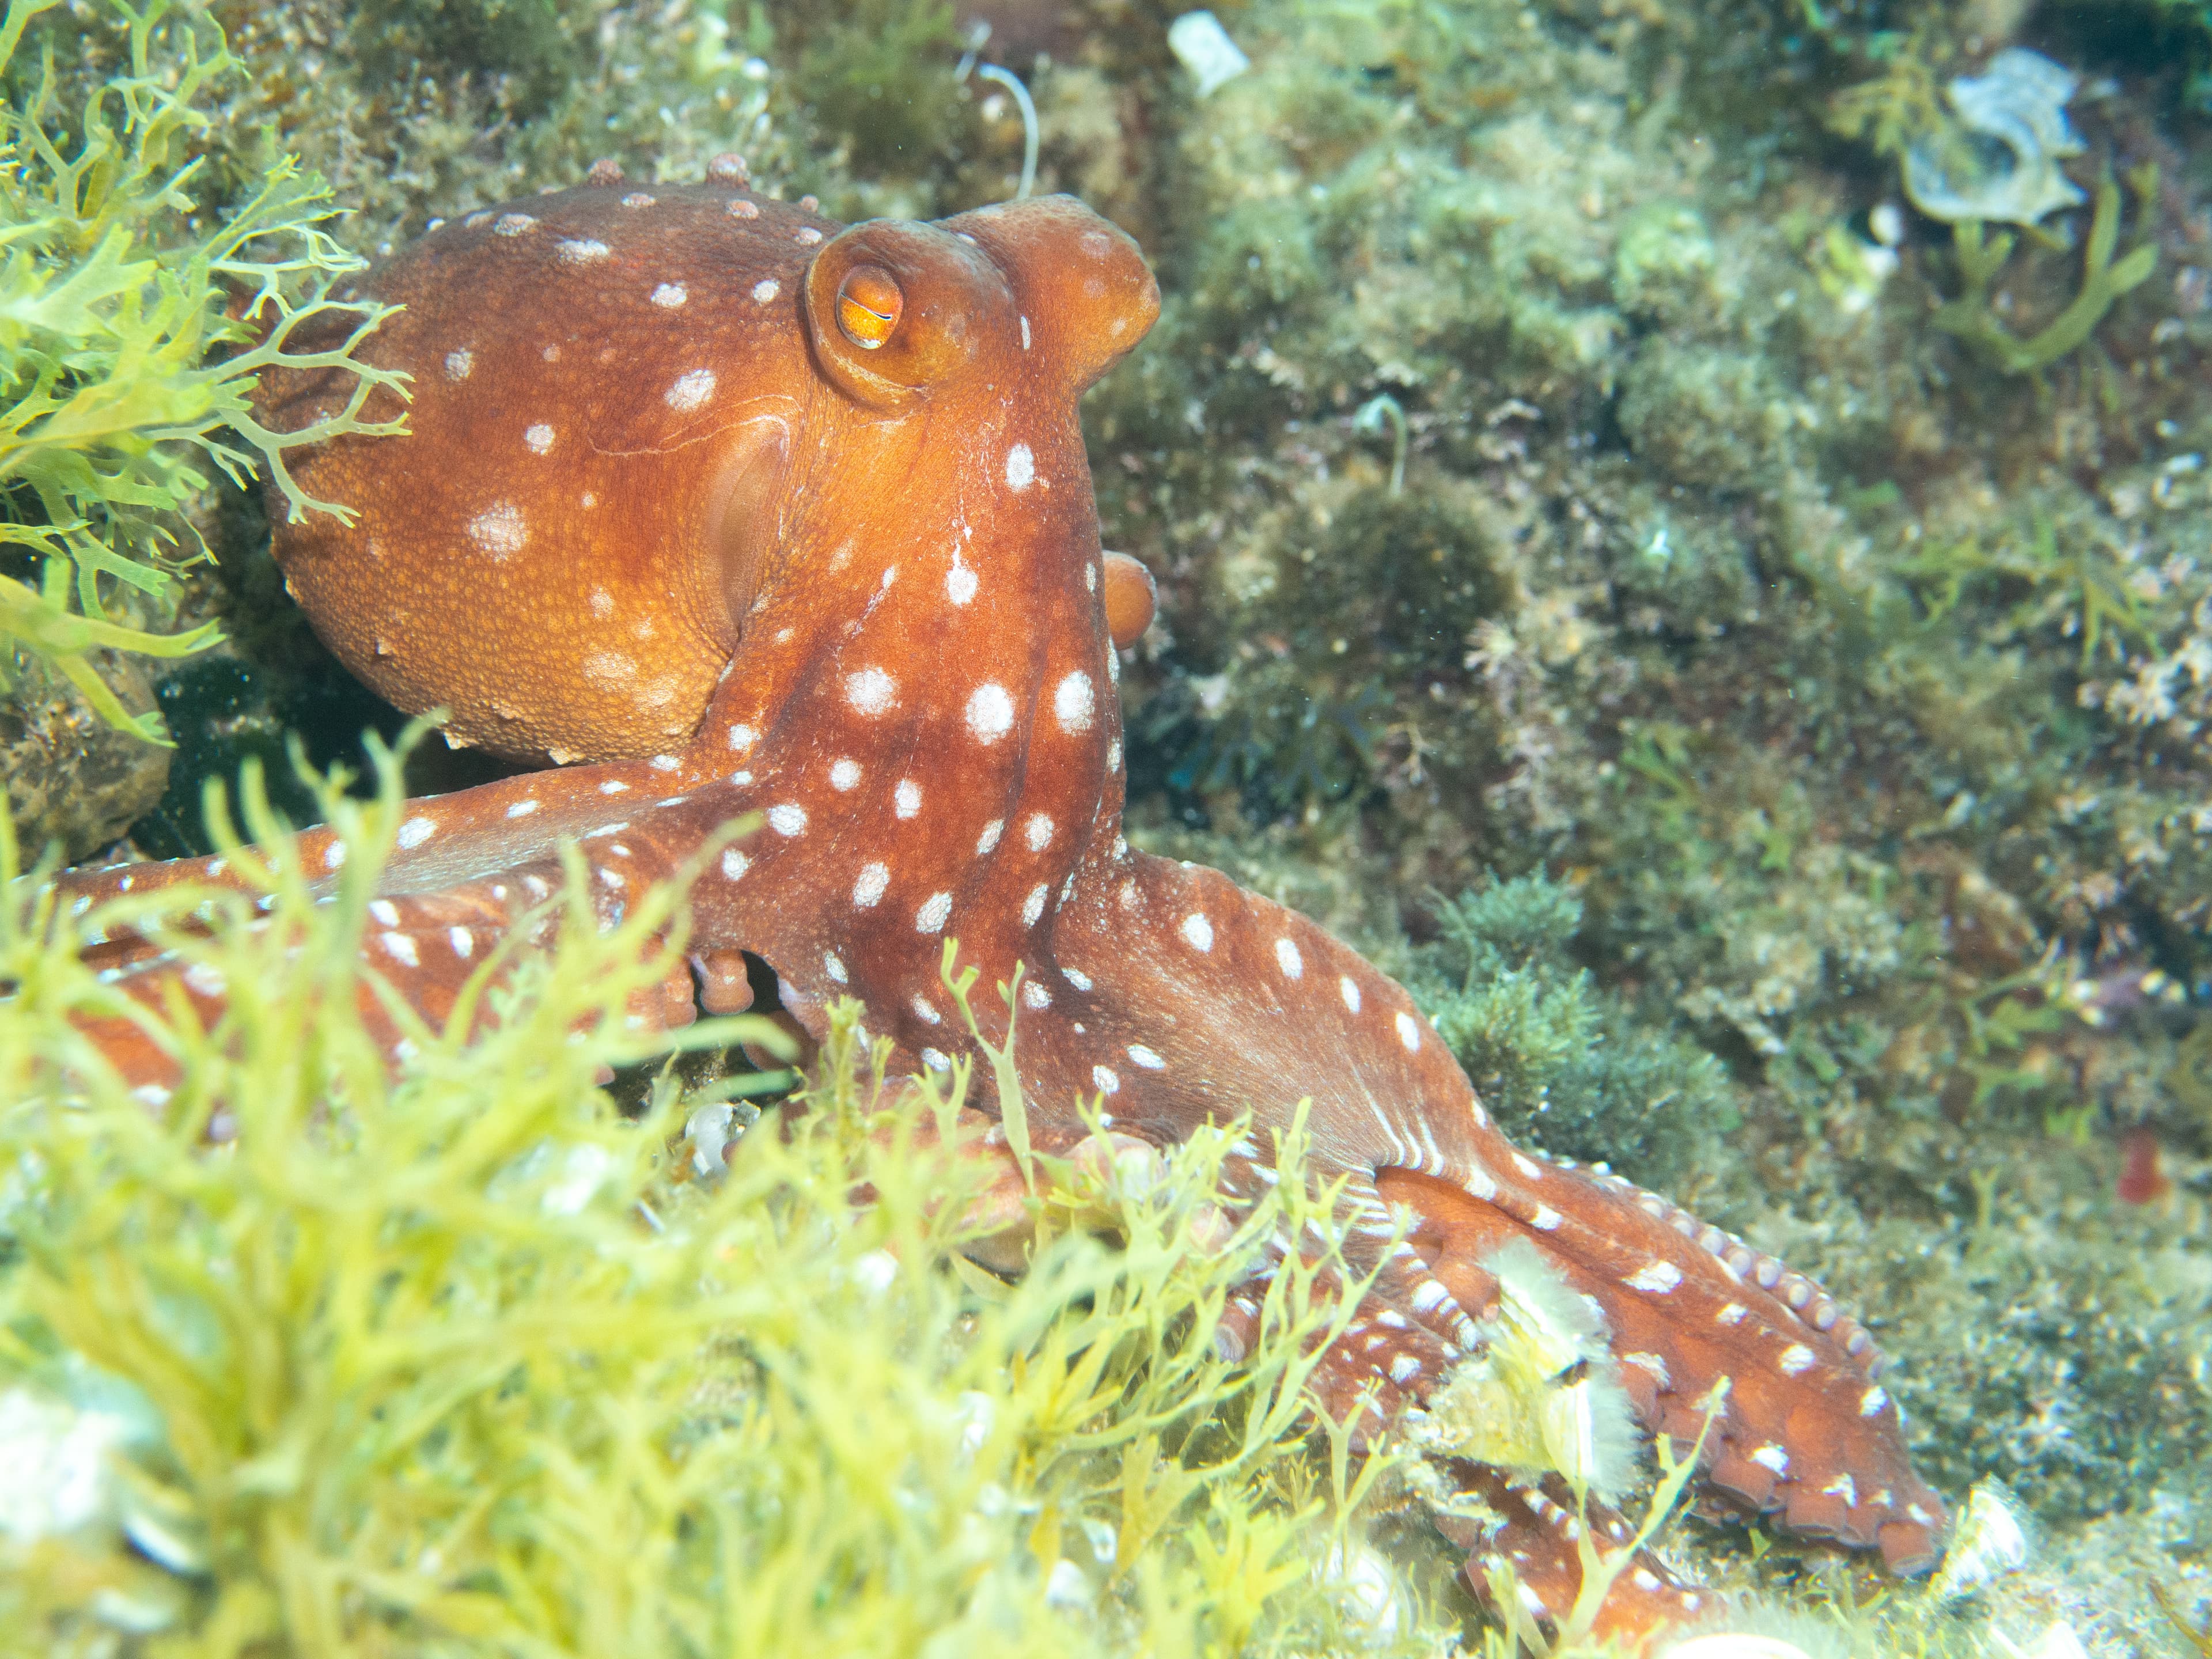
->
xmin=38 ymin=161 xmax=1948 ymax=1639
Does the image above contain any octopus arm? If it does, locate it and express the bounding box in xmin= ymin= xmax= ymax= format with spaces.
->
xmin=1040 ymin=849 xmax=1947 ymax=1596
xmin=37 ymin=756 xmax=735 ymax=1093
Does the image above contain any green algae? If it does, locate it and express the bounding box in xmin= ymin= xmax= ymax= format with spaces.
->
xmin=1932 ymin=171 xmax=2160 ymax=377
xmin=0 ymin=0 xmax=406 ymax=746
xmin=0 ymin=738 xmax=1460 ymax=1654
xmin=1403 ymin=873 xmax=1738 ymax=1189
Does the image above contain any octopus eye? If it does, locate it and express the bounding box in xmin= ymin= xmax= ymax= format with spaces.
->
xmin=835 ymin=265 xmax=903 ymax=350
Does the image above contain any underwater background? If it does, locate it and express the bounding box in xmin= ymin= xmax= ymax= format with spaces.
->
xmin=3 ymin=0 xmax=2210 ymax=1652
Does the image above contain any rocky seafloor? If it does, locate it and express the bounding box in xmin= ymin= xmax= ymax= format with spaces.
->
xmin=4 ymin=0 xmax=2210 ymax=1653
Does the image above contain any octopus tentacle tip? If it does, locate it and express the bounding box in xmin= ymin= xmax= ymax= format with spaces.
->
xmin=36 ymin=180 xmax=1949 ymax=1639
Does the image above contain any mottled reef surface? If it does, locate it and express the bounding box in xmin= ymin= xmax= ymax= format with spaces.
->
xmin=7 ymin=0 xmax=2212 ymax=1649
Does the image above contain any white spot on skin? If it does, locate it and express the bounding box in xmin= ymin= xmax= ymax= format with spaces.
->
xmin=845 ymin=669 xmax=896 ymax=715
xmin=1749 ymin=1444 xmax=1790 ymax=1476
xmin=665 ymin=369 xmax=717 ymax=411
xmin=965 ymin=682 xmax=1014 ymax=743
xmin=449 ymin=927 xmax=474 ymax=959
xmin=1005 ymin=444 xmax=1036 ymax=490
xmin=1181 ymin=913 xmax=1214 ymax=952
xmin=1054 ymin=671 xmax=1094 ymax=733
xmin=1529 ymin=1206 xmax=1563 ymax=1231
xmin=1389 ymin=1354 xmax=1422 ymax=1384
xmin=1107 ymin=739 xmax=1122 ymax=772
xmin=768 ymin=804 xmax=807 ymax=836
xmin=1092 ymin=1065 xmax=1120 ymax=1094
xmin=1022 ymin=884 xmax=1049 ymax=926
xmin=1275 ymin=938 xmax=1303 ymax=979
xmin=895 ymin=779 xmax=921 ymax=818
xmin=651 ymin=282 xmax=687 ymax=307
xmin=1622 ymin=1351 xmax=1671 ymax=1386
xmin=1128 ymin=1044 xmax=1165 ymax=1070
xmin=582 ymin=650 xmax=635 ymax=687
xmin=1717 ymin=1302 xmax=1747 ymax=1325
xmin=922 ymin=1048 xmax=951 ymax=1071
xmin=722 ymin=849 xmax=750 ymax=881
xmin=395 ymin=816 xmax=436 ymax=850
xmin=910 ymin=994 xmax=942 ymax=1026
xmin=323 ymin=841 xmax=347 ymax=870
xmin=1024 ymin=813 xmax=1055 ymax=851
xmin=1823 ymin=1474 xmax=1858 ymax=1507
xmin=1625 ymin=1260 xmax=1683 ymax=1294
xmin=729 ymin=722 xmax=757 ymax=749
xmin=1395 ymin=1010 xmax=1421 ymax=1052
xmin=525 ymin=423 xmax=555 ymax=453
xmin=554 ymin=237 xmax=609 ymax=263
xmin=1020 ymin=315 xmax=1031 ymax=349
xmin=796 ymin=226 xmax=823 ymax=245
xmin=976 ymin=819 xmax=1005 ymax=855
xmin=1409 ymin=1282 xmax=1449 ymax=1314
xmin=946 ymin=557 xmax=978 ymax=604
xmin=599 ymin=779 xmax=629 ymax=795
xmin=444 ymin=349 xmax=474 ymax=380
xmin=468 ymin=502 xmax=528 ymax=558
xmin=1779 ymin=1344 xmax=1816 ymax=1376
xmin=1859 ymin=1387 xmax=1889 ymax=1418
xmin=493 ymin=213 xmax=535 ymax=236
xmin=1064 ymin=968 xmax=1093 ymax=991
xmin=1340 ymin=975 xmax=1362 ymax=1013
xmin=382 ymin=931 xmax=420 ymax=966
xmin=184 ymin=962 xmax=226 ymax=997
xmin=650 ymin=754 xmax=680 ymax=771
xmin=830 ymin=758 xmax=861 ymax=791
xmin=751 ymin=277 xmax=780 ymax=303
xmin=823 ymin=952 xmax=848 ymax=984
xmin=1511 ymin=1153 xmax=1544 ymax=1181
xmin=853 ymin=863 xmax=889 ymax=907
xmin=370 ymin=898 xmax=401 ymax=927
xmin=915 ymin=892 xmax=952 ymax=933
xmin=591 ymin=589 xmax=616 ymax=618
xmin=1023 ymin=981 xmax=1051 ymax=1010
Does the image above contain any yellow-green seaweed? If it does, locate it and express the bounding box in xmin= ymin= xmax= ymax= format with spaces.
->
xmin=0 ymin=0 xmax=407 ymax=745
xmin=0 ymin=734 xmax=1484 ymax=1656
xmin=1930 ymin=171 xmax=2160 ymax=378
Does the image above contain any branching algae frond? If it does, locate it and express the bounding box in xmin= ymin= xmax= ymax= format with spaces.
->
xmin=0 ymin=0 xmax=407 ymax=744
xmin=1932 ymin=169 xmax=2158 ymax=377
xmin=0 ymin=734 xmax=1464 ymax=1653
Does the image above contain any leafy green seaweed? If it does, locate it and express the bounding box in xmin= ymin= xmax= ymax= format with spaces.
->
xmin=0 ymin=734 xmax=1475 ymax=1654
xmin=0 ymin=0 xmax=407 ymax=744
xmin=1932 ymin=169 xmax=2160 ymax=377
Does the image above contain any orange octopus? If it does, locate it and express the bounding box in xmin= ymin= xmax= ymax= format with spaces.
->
xmin=39 ymin=163 xmax=1948 ymax=1639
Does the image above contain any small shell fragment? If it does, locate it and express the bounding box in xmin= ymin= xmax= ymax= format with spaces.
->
xmin=1167 ymin=11 xmax=1250 ymax=97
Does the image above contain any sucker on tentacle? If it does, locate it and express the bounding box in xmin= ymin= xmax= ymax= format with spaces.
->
xmin=24 ymin=164 xmax=1949 ymax=1640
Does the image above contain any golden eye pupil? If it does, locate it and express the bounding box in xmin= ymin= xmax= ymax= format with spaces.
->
xmin=835 ymin=264 xmax=903 ymax=350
